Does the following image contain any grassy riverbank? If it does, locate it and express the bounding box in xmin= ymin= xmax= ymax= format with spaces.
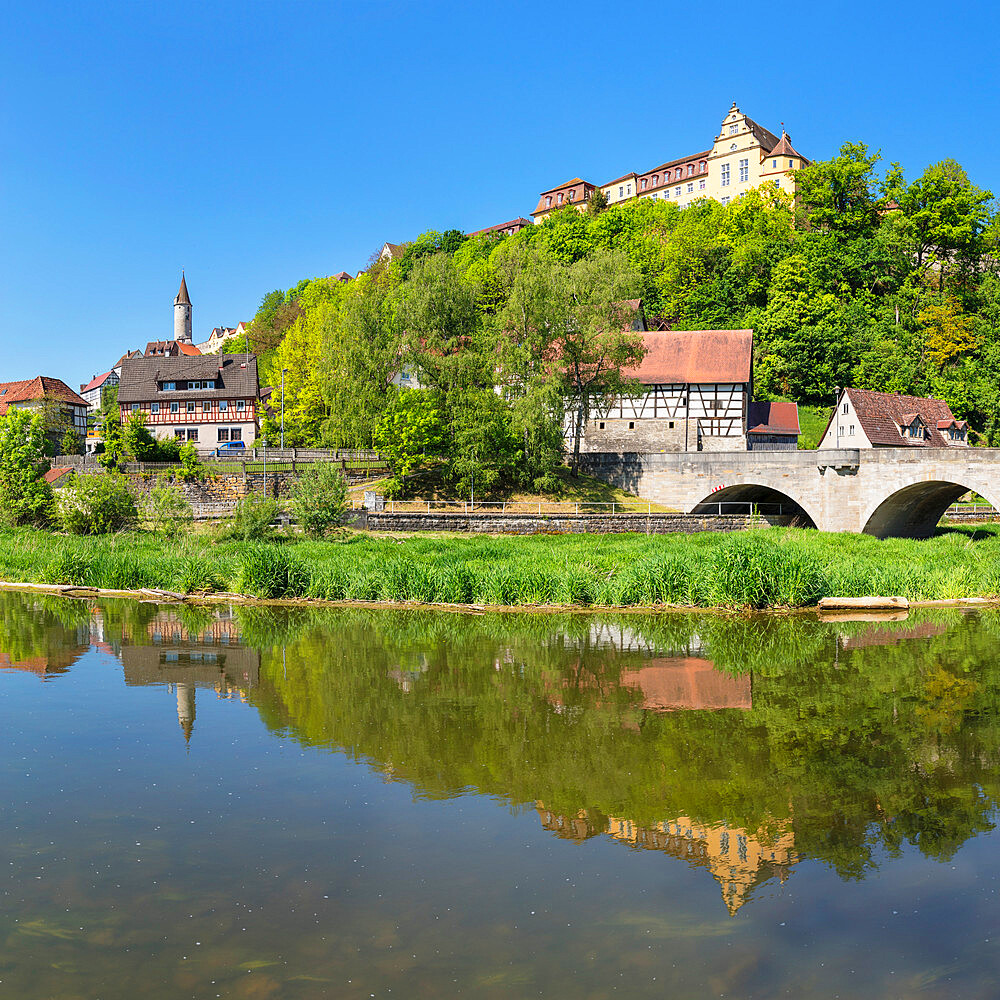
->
xmin=3 ymin=524 xmax=1000 ymax=609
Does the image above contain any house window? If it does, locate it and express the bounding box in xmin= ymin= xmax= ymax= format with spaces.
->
xmin=850 ymin=425 xmax=855 ymax=435
xmin=687 ymin=164 xmax=694 ymax=176
xmin=202 ymin=401 xmax=211 ymax=411
xmin=739 ymin=158 xmax=749 ymax=183
xmin=545 ymin=196 xmax=552 ymax=208
xmin=151 ymin=402 xmax=159 ymax=414
xmin=687 ymin=183 xmax=693 ymax=193
xmin=186 ymin=429 xmax=198 ymax=441
xmin=699 ymin=179 xmax=706 ymax=190
xmin=230 ymin=428 xmax=242 ymax=440
xmin=721 ymin=164 xmax=730 ymax=186
xmin=174 ymin=429 xmax=185 ymax=439
xmin=652 ymin=174 xmax=658 ymax=185
xmin=219 ymin=400 xmax=228 ymax=412
xmin=675 ymin=168 xmax=682 ymax=180
xmin=556 ymin=193 xmax=563 ymax=205
xmin=186 ymin=401 xmax=196 ymax=413
xmin=236 ymin=400 xmax=246 ymax=411
xmin=772 ymin=159 xmax=777 ymax=168
xmin=218 ymin=428 xmax=229 ymax=442
xmin=664 ymin=189 xmax=669 ymax=198
xmin=721 ymin=196 xmax=730 ymax=206
xmin=843 ymin=403 xmax=849 ymax=414
xmin=626 ymin=183 xmax=631 ymax=195
xmin=567 ymin=189 xmax=574 ymax=201
xmin=640 ymin=178 xmax=647 ymax=190
xmin=163 ymin=381 xmax=175 ymax=391
xmin=628 ymin=421 xmax=635 ymax=430
xmin=729 ymin=124 xmax=738 ymax=135
xmin=788 ymin=159 xmax=794 ymax=168
xmin=170 ymin=402 xmax=179 ymax=413
xmin=674 ymin=186 xmax=681 ymax=198
xmin=130 ymin=403 xmax=138 ymax=413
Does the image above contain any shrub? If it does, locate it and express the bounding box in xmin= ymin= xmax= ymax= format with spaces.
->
xmin=0 ymin=408 xmax=55 ymax=527
xmin=288 ymin=463 xmax=349 ymax=538
xmin=178 ymin=443 xmax=206 ymax=482
xmin=223 ymin=493 xmax=279 ymax=542
xmin=144 ymin=484 xmax=193 ymax=539
xmin=56 ymin=473 xmax=138 ymax=535
xmin=174 ymin=554 xmax=225 ymax=594
xmin=234 ymin=544 xmax=308 ymax=598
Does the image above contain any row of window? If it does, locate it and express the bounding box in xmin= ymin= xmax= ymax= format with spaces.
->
xmin=129 ymin=400 xmax=248 ymax=414
xmin=171 ymin=427 xmax=244 ymax=442
xmin=160 ymin=379 xmax=217 ymax=391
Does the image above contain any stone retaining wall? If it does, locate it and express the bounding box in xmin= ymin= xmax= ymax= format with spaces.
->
xmin=349 ymin=511 xmax=793 ymax=535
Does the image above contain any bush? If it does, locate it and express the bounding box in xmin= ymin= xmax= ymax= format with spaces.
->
xmin=178 ymin=443 xmax=205 ymax=482
xmin=174 ymin=553 xmax=225 ymax=594
xmin=56 ymin=474 xmax=139 ymax=535
xmin=288 ymin=463 xmax=349 ymax=538
xmin=144 ymin=484 xmax=193 ymax=539
xmin=234 ymin=544 xmax=308 ymax=598
xmin=223 ymin=492 xmax=278 ymax=542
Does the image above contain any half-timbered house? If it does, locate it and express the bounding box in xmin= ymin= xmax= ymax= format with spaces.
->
xmin=117 ymin=354 xmax=261 ymax=454
xmin=574 ymin=329 xmax=771 ymax=453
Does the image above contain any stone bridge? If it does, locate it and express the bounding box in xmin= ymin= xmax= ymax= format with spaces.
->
xmin=580 ymin=448 xmax=1000 ymax=538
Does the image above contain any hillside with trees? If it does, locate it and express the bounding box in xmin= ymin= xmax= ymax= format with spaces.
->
xmin=240 ymin=143 xmax=998 ymax=494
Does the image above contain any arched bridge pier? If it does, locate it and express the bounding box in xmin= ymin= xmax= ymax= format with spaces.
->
xmin=579 ymin=448 xmax=1000 ymax=539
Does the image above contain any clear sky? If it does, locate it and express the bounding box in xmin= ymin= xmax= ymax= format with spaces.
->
xmin=2 ymin=0 xmax=998 ymax=387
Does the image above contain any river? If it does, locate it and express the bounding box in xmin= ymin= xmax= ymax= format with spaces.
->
xmin=2 ymin=591 xmax=1000 ymax=998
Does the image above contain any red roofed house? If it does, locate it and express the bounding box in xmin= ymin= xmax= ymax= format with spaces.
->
xmin=532 ymin=179 xmax=596 ymax=223
xmin=468 ymin=218 xmax=534 ymax=238
xmin=79 ymin=370 xmax=119 ymax=410
xmin=819 ymin=388 xmax=970 ymax=449
xmin=0 ymin=376 xmax=89 ymax=451
xmin=574 ymin=310 xmax=796 ymax=453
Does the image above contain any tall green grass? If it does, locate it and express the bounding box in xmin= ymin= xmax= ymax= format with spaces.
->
xmin=2 ymin=524 xmax=1000 ymax=609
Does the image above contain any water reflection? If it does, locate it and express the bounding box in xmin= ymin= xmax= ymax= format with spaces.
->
xmin=3 ymin=592 xmax=997 ymax=907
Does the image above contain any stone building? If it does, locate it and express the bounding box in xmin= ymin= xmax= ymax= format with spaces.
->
xmin=532 ymin=102 xmax=809 ymax=223
xmin=173 ymin=272 xmax=193 ymax=343
xmin=818 ymin=388 xmax=969 ymax=449
xmin=572 ymin=327 xmax=798 ymax=454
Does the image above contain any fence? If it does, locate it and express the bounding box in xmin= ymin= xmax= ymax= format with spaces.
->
xmin=944 ymin=503 xmax=1000 ymax=518
xmin=351 ymin=498 xmax=792 ymax=517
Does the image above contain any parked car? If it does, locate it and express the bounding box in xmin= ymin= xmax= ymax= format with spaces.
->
xmin=214 ymin=441 xmax=246 ymax=456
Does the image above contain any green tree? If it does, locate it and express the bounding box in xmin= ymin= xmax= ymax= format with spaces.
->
xmin=795 ymin=141 xmax=883 ymax=239
xmin=0 ymin=408 xmax=54 ymax=526
xmin=56 ymin=473 xmax=138 ymax=534
xmin=288 ymin=463 xmax=349 ymax=538
xmin=373 ymin=389 xmax=446 ymax=486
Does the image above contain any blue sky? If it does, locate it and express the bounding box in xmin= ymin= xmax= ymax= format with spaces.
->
xmin=2 ymin=0 xmax=998 ymax=386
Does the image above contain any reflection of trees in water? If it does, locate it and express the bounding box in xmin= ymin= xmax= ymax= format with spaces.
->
xmin=238 ymin=606 xmax=1000 ymax=891
xmin=5 ymin=590 xmax=1000 ymax=901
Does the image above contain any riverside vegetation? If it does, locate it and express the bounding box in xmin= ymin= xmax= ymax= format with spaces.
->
xmin=4 ymin=523 xmax=1000 ymax=608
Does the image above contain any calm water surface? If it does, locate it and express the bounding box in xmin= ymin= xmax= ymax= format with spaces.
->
xmin=3 ymin=593 xmax=1000 ymax=998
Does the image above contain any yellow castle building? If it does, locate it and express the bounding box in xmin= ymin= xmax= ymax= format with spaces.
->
xmin=531 ymin=102 xmax=809 ymax=223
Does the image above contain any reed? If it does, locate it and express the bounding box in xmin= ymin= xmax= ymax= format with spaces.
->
xmin=2 ymin=524 xmax=999 ymax=609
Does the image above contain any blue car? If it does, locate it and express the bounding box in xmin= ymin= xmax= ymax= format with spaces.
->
xmin=214 ymin=441 xmax=247 ymax=456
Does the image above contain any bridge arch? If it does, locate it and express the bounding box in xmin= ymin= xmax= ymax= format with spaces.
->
xmin=862 ymin=480 xmax=1000 ymax=539
xmin=690 ymin=483 xmax=818 ymax=528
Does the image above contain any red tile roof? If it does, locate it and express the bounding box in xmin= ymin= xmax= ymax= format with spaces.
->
xmin=842 ymin=388 xmax=967 ymax=448
xmin=0 ymin=376 xmax=89 ymax=415
xmin=746 ymin=400 xmax=800 ymax=436
xmin=81 ymin=371 xmax=115 ymax=393
xmin=765 ymin=131 xmax=808 ymax=163
xmin=532 ymin=179 xmax=595 ymax=216
xmin=467 ymin=218 xmax=533 ymax=237
xmin=145 ymin=340 xmax=202 ymax=357
xmin=625 ymin=330 xmax=753 ymax=385
xmin=43 ymin=467 xmax=75 ymax=484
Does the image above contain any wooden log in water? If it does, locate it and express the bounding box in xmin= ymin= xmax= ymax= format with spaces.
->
xmin=817 ymin=596 xmax=909 ymax=611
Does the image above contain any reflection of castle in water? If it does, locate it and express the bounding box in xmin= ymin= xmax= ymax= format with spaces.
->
xmin=537 ymin=805 xmax=797 ymax=915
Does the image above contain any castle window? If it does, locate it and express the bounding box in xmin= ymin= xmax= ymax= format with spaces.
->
xmin=687 ymin=164 xmax=694 ymax=176
xmin=545 ymin=196 xmax=552 ymax=207
xmin=675 ymin=186 xmax=681 ymax=198
xmin=699 ymin=179 xmax=706 ymax=190
xmin=556 ymin=193 xmax=563 ymax=205
xmin=789 ymin=159 xmax=794 ymax=168
xmin=641 ymin=178 xmax=647 ymax=190
xmin=669 ymin=421 xmax=675 ymax=429
xmin=619 ymin=186 xmax=623 ymax=197
xmin=720 ymin=164 xmax=730 ymax=186
xmin=626 ymin=183 xmax=632 ymax=195
xmin=687 ymin=183 xmax=693 ymax=193
xmin=729 ymin=124 xmax=738 ymax=135
xmin=721 ymin=196 xmax=730 ymax=206
xmin=652 ymin=174 xmax=658 ymax=185
xmin=675 ymin=168 xmax=682 ymax=180
xmin=730 ymin=143 xmax=737 ymax=151
xmin=567 ymin=189 xmax=574 ymax=201
xmin=598 ymin=422 xmax=605 ymax=430
xmin=772 ymin=159 xmax=777 ymax=168
xmin=628 ymin=421 xmax=635 ymax=429
xmin=664 ymin=189 xmax=669 ymax=198
xmin=739 ymin=158 xmax=749 ymax=183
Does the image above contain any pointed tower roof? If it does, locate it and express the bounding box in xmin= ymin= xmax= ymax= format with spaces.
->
xmin=768 ymin=130 xmax=808 ymax=162
xmin=174 ymin=272 xmax=191 ymax=306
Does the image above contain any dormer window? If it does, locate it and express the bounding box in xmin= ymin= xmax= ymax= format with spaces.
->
xmin=567 ymin=189 xmax=574 ymax=201
xmin=687 ymin=164 xmax=694 ymax=176
xmin=651 ymin=174 xmax=658 ymax=185
xmin=641 ymin=178 xmax=647 ymax=190
xmin=545 ymin=196 xmax=552 ymax=208
xmin=556 ymin=193 xmax=563 ymax=205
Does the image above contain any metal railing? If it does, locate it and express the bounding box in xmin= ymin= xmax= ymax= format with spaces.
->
xmin=944 ymin=503 xmax=999 ymax=517
xmin=353 ymin=499 xmax=792 ymax=517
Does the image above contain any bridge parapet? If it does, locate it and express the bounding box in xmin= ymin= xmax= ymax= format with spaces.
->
xmin=579 ymin=448 xmax=1000 ymax=538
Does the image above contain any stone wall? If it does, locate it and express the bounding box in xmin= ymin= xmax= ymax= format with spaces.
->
xmin=350 ymin=511 xmax=792 ymax=535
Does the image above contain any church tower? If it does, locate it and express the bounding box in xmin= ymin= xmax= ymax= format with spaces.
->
xmin=173 ymin=272 xmax=192 ymax=343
